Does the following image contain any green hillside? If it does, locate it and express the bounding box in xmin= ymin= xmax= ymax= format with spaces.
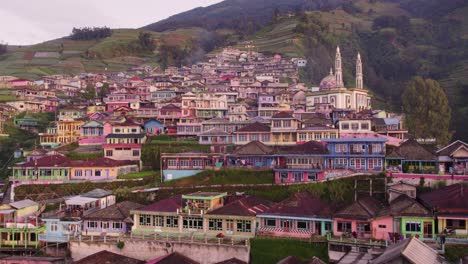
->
xmin=0 ymin=28 xmax=201 ymax=79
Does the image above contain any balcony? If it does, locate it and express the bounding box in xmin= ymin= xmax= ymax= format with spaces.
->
xmin=176 ymin=207 xmax=206 ymax=216
xmin=39 ymin=233 xmax=70 ymax=243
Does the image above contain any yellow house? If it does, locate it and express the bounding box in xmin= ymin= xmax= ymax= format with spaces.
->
xmin=297 ymin=125 xmax=339 ymax=143
xmin=270 ymin=111 xmax=299 ymax=146
xmin=87 ymin=105 xmax=106 ymax=115
xmin=70 ymin=158 xmax=138 ymax=181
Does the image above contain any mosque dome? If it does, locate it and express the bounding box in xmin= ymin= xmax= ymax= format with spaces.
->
xmin=319 ymin=69 xmax=337 ymax=90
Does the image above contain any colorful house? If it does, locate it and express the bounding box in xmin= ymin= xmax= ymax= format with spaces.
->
xmin=10 ymin=155 xmax=71 ymax=182
xmin=205 ymin=195 xmax=273 ymax=238
xmin=226 ymin=141 xmax=276 ymax=168
xmin=131 ymin=192 xmax=228 ymax=236
xmin=39 ymin=218 xmax=82 ymax=243
xmin=103 ymin=118 xmax=146 ymax=163
xmin=420 ymin=184 xmax=468 ymax=242
xmin=274 ymin=141 xmax=327 ymax=184
xmin=79 ymin=120 xmax=105 ymax=146
xmin=270 ymin=111 xmax=298 ymax=146
xmin=144 ymin=119 xmax=165 ymax=135
xmin=0 ymin=199 xmax=44 ymax=248
xmin=386 ymin=138 xmax=437 ymax=173
xmin=83 ymin=201 xmax=142 ymax=236
xmin=296 ymin=125 xmax=338 ymax=143
xmin=436 ymin=140 xmax=468 ymax=175
xmin=70 ymin=158 xmax=138 ymax=181
xmin=322 ymin=138 xmax=387 ymax=175
xmin=233 ymin=122 xmax=271 ymax=145
xmin=257 ymin=192 xmax=333 ymax=238
xmin=161 ymin=152 xmax=223 ymax=181
xmin=198 ymin=127 xmax=233 ymax=152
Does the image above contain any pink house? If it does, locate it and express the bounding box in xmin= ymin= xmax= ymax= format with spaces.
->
xmin=8 ymin=78 xmax=32 ymax=87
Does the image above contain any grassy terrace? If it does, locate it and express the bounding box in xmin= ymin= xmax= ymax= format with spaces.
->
xmin=250 ymin=238 xmax=328 ymax=264
xmin=162 ymin=169 xmax=274 ymax=187
xmin=444 ymin=245 xmax=468 ymax=263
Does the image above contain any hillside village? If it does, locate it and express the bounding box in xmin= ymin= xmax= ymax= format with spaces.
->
xmin=0 ymin=46 xmax=466 ymax=263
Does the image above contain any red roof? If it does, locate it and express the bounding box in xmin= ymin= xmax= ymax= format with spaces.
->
xmin=137 ymin=195 xmax=182 ymax=213
xmin=419 ymin=184 xmax=468 ymax=215
xmin=207 ymin=195 xmax=274 ymax=217
xmin=129 ymin=76 xmax=143 ymax=82
xmin=74 ymin=158 xmax=135 ymax=167
xmin=17 ymin=155 xmax=70 ymax=167
xmin=236 ymin=122 xmax=270 ymax=133
xmin=259 ymin=192 xmax=332 ymax=219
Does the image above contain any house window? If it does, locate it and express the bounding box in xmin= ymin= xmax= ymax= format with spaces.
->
xmin=239 ymin=134 xmax=247 ymax=142
xmin=209 ymin=219 xmax=223 ymax=231
xmin=262 ymin=134 xmax=270 ymax=142
xmin=297 ymin=221 xmax=309 ymax=230
xmin=337 ymin=221 xmax=352 ymax=232
xmin=273 ymin=121 xmax=281 ymax=128
xmin=293 ymin=172 xmax=303 ymax=182
xmin=85 ymin=170 xmax=92 ymax=177
xmin=101 ymin=222 xmax=109 ymax=229
xmin=139 ymin=215 xmax=152 ymax=226
xmin=182 ymin=217 xmax=203 ymax=229
xmin=280 ymin=172 xmax=288 ymax=179
xmin=335 ymin=144 xmax=347 ymax=153
xmin=315 ymin=133 xmax=321 ymax=140
xmin=351 ymin=123 xmax=359 ymax=130
xmin=50 ymin=223 xmax=58 ymax=232
xmin=237 ymin=220 xmax=251 ymax=233
xmin=372 ymin=144 xmax=382 ymax=153
xmin=112 ymin=222 xmax=123 ymax=229
xmin=167 ymin=159 xmax=177 ymax=167
xmin=74 ymin=170 xmax=82 ymax=177
xmin=226 ymin=219 xmax=234 ymax=232
xmin=115 ymin=129 xmax=121 ymax=133
xmin=105 ymin=150 xmax=113 ymax=157
xmin=446 ymin=219 xmax=466 ymax=229
xmin=166 ymin=216 xmax=178 ymax=228
xmin=307 ymin=173 xmax=317 ymax=181
xmin=361 ymin=123 xmax=369 ymax=130
xmin=95 ymin=170 xmax=101 ymax=177
xmin=264 ymin=219 xmax=276 ymax=228
xmin=341 ymin=123 xmax=349 ymax=130
xmin=132 ymin=150 xmax=140 ymax=156
xmin=179 ymin=159 xmax=190 ymax=168
xmin=299 ymin=133 xmax=307 ymax=141
xmin=405 ymin=222 xmax=421 ymax=232
xmin=153 ymin=216 xmax=164 ymax=227
xmin=324 ymin=222 xmax=332 ymax=231
xmin=357 ymin=222 xmax=371 ymax=233
xmin=378 ymin=225 xmax=387 ymax=229
xmin=192 ymin=159 xmax=202 ymax=167
xmin=283 ymin=120 xmax=291 ymax=127
xmin=250 ymin=134 xmax=259 ymax=141
xmin=131 ymin=128 xmax=137 ymax=133
xmin=87 ymin=221 xmax=98 ymax=229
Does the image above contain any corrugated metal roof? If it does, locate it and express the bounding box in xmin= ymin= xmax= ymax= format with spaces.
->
xmin=10 ymin=199 xmax=38 ymax=209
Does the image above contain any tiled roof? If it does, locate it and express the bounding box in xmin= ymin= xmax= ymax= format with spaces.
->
xmin=83 ymin=201 xmax=143 ymax=221
xmin=260 ymin=192 xmax=332 ymax=219
xmin=74 ymin=158 xmax=135 ymax=167
xmin=115 ymin=118 xmax=141 ymax=127
xmin=199 ymin=127 xmax=231 ymax=136
xmin=160 ymin=104 xmax=181 ymax=111
xmin=207 ymin=195 xmax=273 ymax=217
xmin=214 ymin=258 xmax=247 ymax=264
xmin=272 ymin=111 xmax=294 ymax=119
xmin=386 ymin=138 xmax=436 ymax=160
xmin=437 ymin=140 xmax=468 ymax=156
xmin=231 ymin=141 xmax=274 ymax=155
xmin=236 ymin=122 xmax=270 ymax=133
xmin=334 ymin=195 xmax=382 ymax=220
xmin=17 ymin=155 xmax=70 ymax=167
xmin=147 ymin=252 xmax=199 ymax=264
xmin=74 ymin=250 xmax=144 ymax=264
xmin=379 ymin=195 xmax=431 ymax=217
xmin=280 ymin=141 xmax=328 ymax=155
xmin=136 ymin=195 xmax=182 ymax=213
xmin=419 ymin=184 xmax=468 ymax=215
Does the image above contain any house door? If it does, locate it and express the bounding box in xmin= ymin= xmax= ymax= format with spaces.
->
xmin=282 ymin=220 xmax=291 ymax=232
xmin=355 ymin=159 xmax=360 ymax=170
xmin=423 ymin=222 xmax=433 ymax=239
xmin=315 ymin=222 xmax=322 ymax=235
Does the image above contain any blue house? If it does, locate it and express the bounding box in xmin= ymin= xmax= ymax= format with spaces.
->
xmin=144 ymin=119 xmax=165 ymax=135
xmin=150 ymin=90 xmax=176 ymax=102
xmin=39 ymin=218 xmax=82 ymax=243
xmin=322 ymin=138 xmax=387 ymax=174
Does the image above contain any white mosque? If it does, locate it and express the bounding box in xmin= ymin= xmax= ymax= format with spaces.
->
xmin=306 ymin=47 xmax=371 ymax=111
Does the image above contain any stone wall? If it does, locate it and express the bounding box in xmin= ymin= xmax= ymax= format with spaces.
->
xmin=70 ymin=238 xmax=250 ymax=264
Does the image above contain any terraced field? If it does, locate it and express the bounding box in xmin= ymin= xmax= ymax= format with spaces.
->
xmin=0 ymin=28 xmax=197 ymax=79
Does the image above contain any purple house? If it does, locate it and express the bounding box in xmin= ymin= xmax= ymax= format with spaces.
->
xmin=82 ymin=201 xmax=142 ymax=236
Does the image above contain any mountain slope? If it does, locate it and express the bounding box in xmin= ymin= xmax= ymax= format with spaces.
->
xmin=143 ymin=0 xmax=345 ymax=33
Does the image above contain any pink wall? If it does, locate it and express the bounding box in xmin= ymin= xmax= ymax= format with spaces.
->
xmin=274 ymin=171 xmax=325 ymax=184
xmin=372 ymin=217 xmax=393 ymax=240
xmin=103 ymin=123 xmax=113 ymax=136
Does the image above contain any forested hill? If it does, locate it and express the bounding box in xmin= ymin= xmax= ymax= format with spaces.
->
xmin=293 ymin=0 xmax=468 ymax=141
xmin=142 ymin=0 xmax=345 ymax=34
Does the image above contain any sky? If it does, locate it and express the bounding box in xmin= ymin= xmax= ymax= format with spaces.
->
xmin=0 ymin=0 xmax=222 ymax=45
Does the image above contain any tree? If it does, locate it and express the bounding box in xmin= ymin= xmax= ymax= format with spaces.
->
xmin=0 ymin=43 xmax=7 ymax=55
xmin=402 ymin=77 xmax=452 ymax=144
xmin=138 ymin=32 xmax=155 ymax=52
